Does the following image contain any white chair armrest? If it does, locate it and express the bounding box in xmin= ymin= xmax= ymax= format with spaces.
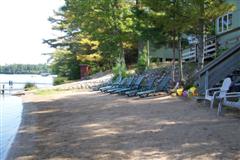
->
xmin=206 ymin=87 xmax=221 ymax=96
xmin=207 ymin=87 xmax=221 ymax=91
xmin=225 ymin=95 xmax=240 ymax=98
xmin=226 ymin=92 xmax=240 ymax=95
xmin=213 ymin=90 xmax=222 ymax=99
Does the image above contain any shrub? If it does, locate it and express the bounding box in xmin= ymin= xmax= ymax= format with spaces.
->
xmin=112 ymin=62 xmax=127 ymax=78
xmin=137 ymin=52 xmax=147 ymax=73
xmin=53 ymin=77 xmax=67 ymax=86
xmin=24 ymin=83 xmax=37 ymax=91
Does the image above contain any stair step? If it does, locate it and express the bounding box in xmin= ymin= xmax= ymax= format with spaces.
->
xmin=232 ymin=71 xmax=240 ymax=75
xmin=197 ymin=42 xmax=240 ymax=94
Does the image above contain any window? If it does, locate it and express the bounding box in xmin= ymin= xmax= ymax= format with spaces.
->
xmin=228 ymin=14 xmax=233 ymax=30
xmin=223 ymin=15 xmax=228 ymax=31
xmin=217 ymin=13 xmax=233 ymax=33
xmin=218 ymin=17 xmax=222 ymax=33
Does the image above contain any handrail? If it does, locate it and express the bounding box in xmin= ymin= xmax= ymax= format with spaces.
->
xmin=195 ymin=42 xmax=240 ymax=94
xmin=198 ymin=42 xmax=240 ymax=76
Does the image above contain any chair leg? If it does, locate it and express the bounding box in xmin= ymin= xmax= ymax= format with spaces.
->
xmin=217 ymin=100 xmax=223 ymax=116
xmin=210 ymin=99 xmax=214 ymax=110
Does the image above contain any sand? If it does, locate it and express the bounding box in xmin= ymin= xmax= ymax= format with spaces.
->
xmin=7 ymin=91 xmax=240 ymax=160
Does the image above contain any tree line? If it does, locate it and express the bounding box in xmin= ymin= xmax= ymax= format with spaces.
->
xmin=0 ymin=64 xmax=50 ymax=74
xmin=45 ymin=0 xmax=235 ymax=80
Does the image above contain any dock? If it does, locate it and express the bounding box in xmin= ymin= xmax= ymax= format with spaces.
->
xmin=0 ymin=81 xmax=52 ymax=95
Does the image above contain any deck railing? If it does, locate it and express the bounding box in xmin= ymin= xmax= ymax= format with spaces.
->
xmin=182 ymin=47 xmax=197 ymax=62
xmin=182 ymin=37 xmax=216 ymax=62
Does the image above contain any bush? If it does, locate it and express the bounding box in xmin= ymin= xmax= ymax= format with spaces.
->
xmin=112 ymin=62 xmax=127 ymax=78
xmin=24 ymin=83 xmax=37 ymax=91
xmin=53 ymin=77 xmax=67 ymax=86
xmin=137 ymin=52 xmax=147 ymax=73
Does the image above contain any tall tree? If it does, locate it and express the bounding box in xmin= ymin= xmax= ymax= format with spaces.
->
xmin=47 ymin=0 xmax=139 ymax=76
xmin=142 ymin=0 xmax=192 ymax=81
xmin=188 ymin=0 xmax=235 ymax=69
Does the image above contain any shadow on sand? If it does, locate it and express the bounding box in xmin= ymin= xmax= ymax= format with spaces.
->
xmin=8 ymin=92 xmax=240 ymax=159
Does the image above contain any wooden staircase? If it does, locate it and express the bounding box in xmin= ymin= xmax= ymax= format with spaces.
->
xmin=196 ymin=42 xmax=240 ymax=95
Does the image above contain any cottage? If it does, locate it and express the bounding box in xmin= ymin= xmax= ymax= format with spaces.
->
xmin=216 ymin=0 xmax=240 ymax=50
xmin=182 ymin=0 xmax=240 ymax=62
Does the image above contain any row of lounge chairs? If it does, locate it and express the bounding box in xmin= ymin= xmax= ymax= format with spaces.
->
xmin=99 ymin=72 xmax=174 ymax=98
xmin=98 ymin=70 xmax=240 ymax=115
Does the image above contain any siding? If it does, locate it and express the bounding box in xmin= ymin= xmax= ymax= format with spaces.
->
xmin=229 ymin=0 xmax=240 ymax=29
xmin=217 ymin=0 xmax=240 ymax=49
xmin=150 ymin=47 xmax=176 ymax=59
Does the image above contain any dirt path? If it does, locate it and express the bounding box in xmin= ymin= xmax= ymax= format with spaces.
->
xmin=7 ymin=91 xmax=240 ymax=160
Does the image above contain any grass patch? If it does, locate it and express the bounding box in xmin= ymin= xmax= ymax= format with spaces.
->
xmin=32 ymin=88 xmax=81 ymax=96
xmin=24 ymin=83 xmax=37 ymax=91
xmin=33 ymin=89 xmax=60 ymax=96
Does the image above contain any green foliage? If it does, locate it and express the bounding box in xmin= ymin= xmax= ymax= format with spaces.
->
xmin=44 ymin=0 xmax=236 ymax=79
xmin=45 ymin=0 xmax=140 ymax=75
xmin=137 ymin=52 xmax=147 ymax=73
xmin=50 ymin=49 xmax=80 ymax=80
xmin=53 ymin=77 xmax=68 ymax=86
xmin=33 ymin=89 xmax=61 ymax=96
xmin=33 ymin=88 xmax=75 ymax=96
xmin=216 ymin=47 xmax=229 ymax=57
xmin=112 ymin=62 xmax=127 ymax=78
xmin=24 ymin=83 xmax=37 ymax=91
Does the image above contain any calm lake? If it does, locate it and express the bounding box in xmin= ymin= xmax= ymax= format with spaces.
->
xmin=0 ymin=74 xmax=54 ymax=160
xmin=0 ymin=74 xmax=54 ymax=93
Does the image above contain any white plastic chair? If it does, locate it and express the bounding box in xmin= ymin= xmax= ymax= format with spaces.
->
xmin=205 ymin=77 xmax=232 ymax=110
xmin=217 ymin=92 xmax=240 ymax=115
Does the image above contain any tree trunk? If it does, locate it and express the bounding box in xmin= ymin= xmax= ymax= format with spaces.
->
xmin=178 ymin=34 xmax=184 ymax=82
xmin=136 ymin=0 xmax=145 ymax=69
xmin=120 ymin=41 xmax=126 ymax=72
xmin=171 ymin=0 xmax=177 ymax=82
xmin=147 ymin=40 xmax=150 ymax=68
xmin=198 ymin=1 xmax=205 ymax=70
xmin=198 ymin=26 xmax=204 ymax=70
xmin=171 ymin=30 xmax=176 ymax=82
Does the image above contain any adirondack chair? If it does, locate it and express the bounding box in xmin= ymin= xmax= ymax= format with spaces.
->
xmin=217 ymin=91 xmax=240 ymax=115
xmin=135 ymin=77 xmax=162 ymax=98
xmin=105 ymin=77 xmax=133 ymax=93
xmin=168 ymin=82 xmax=180 ymax=94
xmin=125 ymin=76 xmax=158 ymax=97
xmin=109 ymin=76 xmax=135 ymax=94
xmin=137 ymin=76 xmax=171 ymax=98
xmin=115 ymin=75 xmax=145 ymax=95
xmin=103 ymin=77 xmax=127 ymax=93
xmin=205 ymin=77 xmax=232 ymax=109
xmin=99 ymin=76 xmax=122 ymax=92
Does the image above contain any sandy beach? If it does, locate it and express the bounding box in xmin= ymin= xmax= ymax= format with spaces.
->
xmin=7 ymin=91 xmax=240 ymax=160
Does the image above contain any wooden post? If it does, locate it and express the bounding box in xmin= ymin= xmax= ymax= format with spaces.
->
xmin=1 ymin=84 xmax=5 ymax=95
xmin=205 ymin=71 xmax=209 ymax=91
xmin=179 ymin=34 xmax=184 ymax=81
xmin=147 ymin=40 xmax=150 ymax=68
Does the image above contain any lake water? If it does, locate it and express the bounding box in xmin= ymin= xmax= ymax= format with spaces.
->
xmin=0 ymin=74 xmax=54 ymax=93
xmin=0 ymin=96 xmax=23 ymax=160
xmin=0 ymin=74 xmax=54 ymax=160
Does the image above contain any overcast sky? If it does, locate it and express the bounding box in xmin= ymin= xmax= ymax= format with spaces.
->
xmin=0 ymin=0 xmax=64 ymax=65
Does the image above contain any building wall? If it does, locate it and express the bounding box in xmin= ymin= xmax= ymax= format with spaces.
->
xmin=227 ymin=0 xmax=240 ymax=29
xmin=151 ymin=0 xmax=240 ymax=61
xmin=149 ymin=46 xmax=177 ymax=60
xmin=217 ymin=30 xmax=240 ymax=49
xmin=216 ymin=0 xmax=240 ymax=49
